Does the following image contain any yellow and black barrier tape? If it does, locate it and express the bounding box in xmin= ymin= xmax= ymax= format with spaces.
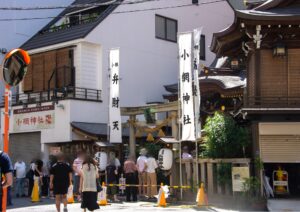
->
xmin=103 ymin=184 xmax=191 ymax=189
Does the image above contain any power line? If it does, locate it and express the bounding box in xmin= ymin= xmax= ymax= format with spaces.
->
xmin=0 ymin=0 xmax=162 ymax=10
xmin=0 ymin=0 xmax=226 ymax=21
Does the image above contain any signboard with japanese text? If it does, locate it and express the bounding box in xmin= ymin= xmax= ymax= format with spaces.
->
xmin=109 ymin=48 xmax=122 ymax=143
xmin=232 ymin=166 xmax=250 ymax=192
xmin=13 ymin=105 xmax=55 ymax=132
xmin=178 ymin=32 xmax=195 ymax=141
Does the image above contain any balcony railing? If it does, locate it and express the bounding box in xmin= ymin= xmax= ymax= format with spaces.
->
xmin=245 ymin=96 xmax=300 ymax=108
xmin=4 ymin=86 xmax=102 ymax=106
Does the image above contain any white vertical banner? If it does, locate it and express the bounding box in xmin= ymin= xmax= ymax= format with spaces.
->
xmin=179 ymin=33 xmax=195 ymax=141
xmin=193 ymin=28 xmax=202 ymax=139
xmin=109 ymin=48 xmax=122 ymax=143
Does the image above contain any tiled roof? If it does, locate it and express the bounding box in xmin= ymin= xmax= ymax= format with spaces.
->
xmin=21 ymin=0 xmax=120 ymax=50
xmin=71 ymin=121 xmax=130 ymax=137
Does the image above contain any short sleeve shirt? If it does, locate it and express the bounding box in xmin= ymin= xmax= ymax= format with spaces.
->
xmin=73 ymin=157 xmax=83 ymax=176
xmin=50 ymin=162 xmax=72 ymax=186
xmin=0 ymin=151 xmax=13 ymax=175
xmin=146 ymin=157 xmax=158 ymax=173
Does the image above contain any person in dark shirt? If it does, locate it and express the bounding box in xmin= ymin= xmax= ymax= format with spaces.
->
xmin=0 ymin=151 xmax=13 ymax=212
xmin=50 ymin=153 xmax=72 ymax=212
xmin=106 ymin=159 xmax=119 ymax=202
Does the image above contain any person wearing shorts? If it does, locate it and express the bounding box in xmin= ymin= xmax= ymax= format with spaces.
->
xmin=50 ymin=153 xmax=72 ymax=212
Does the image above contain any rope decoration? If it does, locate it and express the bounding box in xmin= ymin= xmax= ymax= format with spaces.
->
xmin=128 ymin=114 xmax=176 ymax=141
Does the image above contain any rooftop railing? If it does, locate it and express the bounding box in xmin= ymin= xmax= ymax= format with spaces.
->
xmin=3 ymin=86 xmax=102 ymax=107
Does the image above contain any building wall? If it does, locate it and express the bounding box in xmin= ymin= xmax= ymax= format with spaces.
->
xmin=1 ymin=0 xmax=234 ymax=151
xmin=1 ymin=100 xmax=104 ymax=144
xmin=85 ymin=0 xmax=234 ymax=115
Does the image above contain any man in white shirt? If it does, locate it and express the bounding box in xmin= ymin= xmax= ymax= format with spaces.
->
xmin=137 ymin=148 xmax=148 ymax=196
xmin=72 ymin=151 xmax=84 ymax=201
xmin=14 ymin=159 xmax=26 ymax=197
xmin=145 ymin=153 xmax=158 ymax=199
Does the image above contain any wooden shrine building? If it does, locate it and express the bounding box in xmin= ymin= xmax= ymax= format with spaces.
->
xmin=211 ymin=0 xmax=300 ymax=196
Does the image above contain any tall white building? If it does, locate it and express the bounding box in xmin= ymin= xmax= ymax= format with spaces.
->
xmin=1 ymin=0 xmax=234 ymax=163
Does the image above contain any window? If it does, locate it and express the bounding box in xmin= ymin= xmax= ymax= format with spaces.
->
xmin=155 ymin=15 xmax=178 ymax=42
xmin=200 ymin=35 xmax=206 ymax=60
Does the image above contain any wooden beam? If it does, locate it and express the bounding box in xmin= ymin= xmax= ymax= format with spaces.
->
xmin=121 ymin=101 xmax=178 ymax=116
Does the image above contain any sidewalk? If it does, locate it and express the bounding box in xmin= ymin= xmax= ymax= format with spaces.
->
xmin=7 ymin=197 xmax=239 ymax=212
xmin=268 ymin=198 xmax=300 ymax=211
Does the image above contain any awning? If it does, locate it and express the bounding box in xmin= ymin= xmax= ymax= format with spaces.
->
xmin=71 ymin=122 xmax=130 ymax=140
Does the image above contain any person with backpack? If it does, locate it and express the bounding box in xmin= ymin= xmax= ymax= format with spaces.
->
xmin=0 ymin=151 xmax=13 ymax=212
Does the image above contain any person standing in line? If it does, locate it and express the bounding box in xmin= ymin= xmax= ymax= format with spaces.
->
xmin=136 ymin=148 xmax=148 ymax=196
xmin=146 ymin=153 xmax=158 ymax=199
xmin=50 ymin=153 xmax=72 ymax=212
xmin=0 ymin=151 xmax=13 ymax=212
xmin=123 ymin=155 xmax=138 ymax=202
xmin=72 ymin=151 xmax=84 ymax=201
xmin=79 ymin=155 xmax=100 ymax=212
xmin=14 ymin=159 xmax=26 ymax=197
xmin=41 ymin=159 xmax=50 ymax=198
xmin=26 ymin=159 xmax=35 ymax=197
xmin=33 ymin=159 xmax=44 ymax=197
xmin=106 ymin=158 xmax=119 ymax=202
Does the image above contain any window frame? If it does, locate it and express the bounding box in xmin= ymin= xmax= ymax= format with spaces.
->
xmin=155 ymin=14 xmax=178 ymax=43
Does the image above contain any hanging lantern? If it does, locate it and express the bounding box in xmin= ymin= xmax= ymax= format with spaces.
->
xmin=158 ymin=129 xmax=166 ymax=137
xmin=147 ymin=133 xmax=154 ymax=142
xmin=158 ymin=148 xmax=173 ymax=170
xmin=95 ymin=152 xmax=108 ymax=171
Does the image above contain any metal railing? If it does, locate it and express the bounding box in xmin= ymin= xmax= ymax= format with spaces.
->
xmin=5 ymin=86 xmax=102 ymax=106
xmin=245 ymin=96 xmax=300 ymax=108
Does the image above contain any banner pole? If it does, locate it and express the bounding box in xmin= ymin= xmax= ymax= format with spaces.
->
xmin=2 ymin=84 xmax=10 ymax=212
xmin=178 ymin=53 xmax=183 ymax=201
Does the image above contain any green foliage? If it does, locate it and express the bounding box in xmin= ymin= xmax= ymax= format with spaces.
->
xmin=217 ymin=163 xmax=232 ymax=186
xmin=242 ymin=177 xmax=261 ymax=200
xmin=203 ymin=112 xmax=249 ymax=158
xmin=254 ymin=157 xmax=264 ymax=171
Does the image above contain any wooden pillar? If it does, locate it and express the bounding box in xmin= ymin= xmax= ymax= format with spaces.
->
xmin=170 ymin=111 xmax=179 ymax=191
xmin=129 ymin=115 xmax=136 ymax=158
xmin=216 ymin=163 xmax=222 ymax=194
xmin=207 ymin=162 xmax=214 ymax=195
xmin=193 ymin=160 xmax=198 ymax=187
xmin=200 ymin=162 xmax=206 ymax=184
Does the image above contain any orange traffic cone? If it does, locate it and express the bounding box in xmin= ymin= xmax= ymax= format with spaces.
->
xmin=196 ymin=183 xmax=208 ymax=207
xmin=157 ymin=183 xmax=167 ymax=207
xmin=31 ymin=179 xmax=40 ymax=202
xmin=98 ymin=182 xmax=108 ymax=206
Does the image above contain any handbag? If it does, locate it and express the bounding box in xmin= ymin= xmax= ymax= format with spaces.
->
xmin=96 ymin=179 xmax=102 ymax=192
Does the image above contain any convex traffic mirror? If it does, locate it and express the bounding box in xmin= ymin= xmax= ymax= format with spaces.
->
xmin=2 ymin=49 xmax=30 ymax=86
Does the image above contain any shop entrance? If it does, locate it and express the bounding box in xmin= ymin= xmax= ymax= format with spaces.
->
xmin=264 ymin=163 xmax=300 ymax=197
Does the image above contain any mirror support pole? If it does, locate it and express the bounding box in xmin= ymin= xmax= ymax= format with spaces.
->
xmin=2 ymin=84 xmax=10 ymax=212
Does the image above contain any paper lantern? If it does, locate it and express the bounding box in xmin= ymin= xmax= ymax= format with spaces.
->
xmin=158 ymin=148 xmax=173 ymax=170
xmin=95 ymin=151 xmax=107 ymax=171
xmin=158 ymin=129 xmax=165 ymax=137
xmin=147 ymin=133 xmax=154 ymax=142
